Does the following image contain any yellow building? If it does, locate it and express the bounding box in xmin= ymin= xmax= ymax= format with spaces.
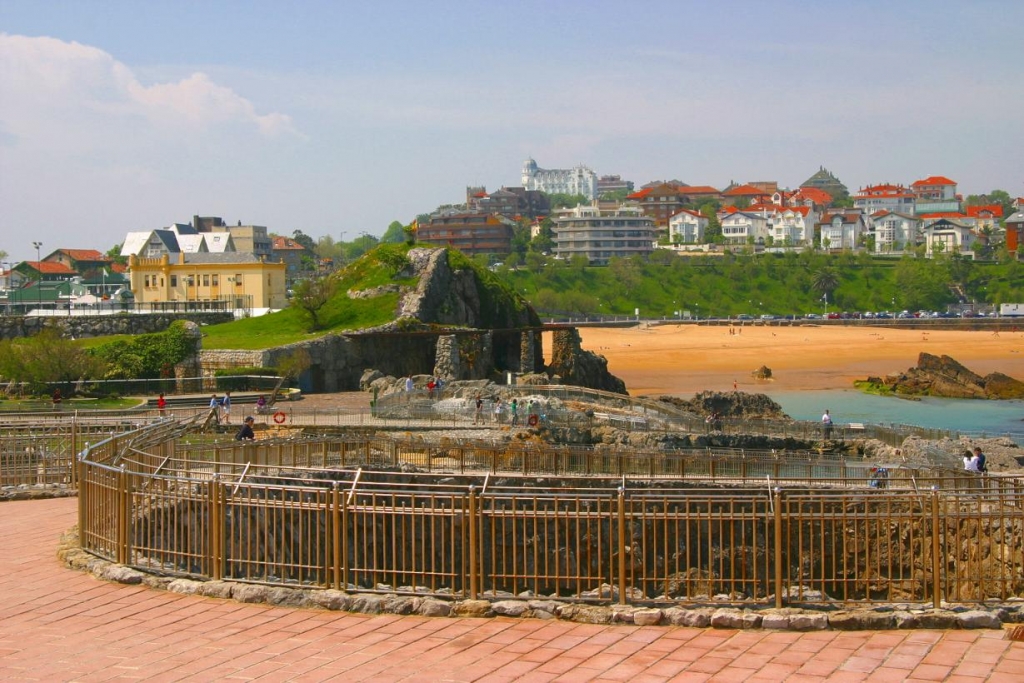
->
xmin=128 ymin=253 xmax=288 ymax=311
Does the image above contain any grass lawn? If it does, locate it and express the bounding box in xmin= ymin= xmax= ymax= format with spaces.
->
xmin=0 ymin=397 xmax=144 ymax=411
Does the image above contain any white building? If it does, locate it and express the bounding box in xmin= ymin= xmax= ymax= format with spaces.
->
xmin=870 ymin=211 xmax=921 ymax=253
xmin=818 ymin=210 xmax=867 ymax=250
xmin=923 ymin=218 xmax=978 ymax=256
xmin=522 ymin=158 xmax=598 ymax=199
xmin=766 ymin=206 xmax=817 ymax=247
xmin=720 ymin=211 xmax=770 ymax=245
xmin=668 ymin=209 xmax=708 ymax=244
xmin=553 ymin=203 xmax=656 ymax=265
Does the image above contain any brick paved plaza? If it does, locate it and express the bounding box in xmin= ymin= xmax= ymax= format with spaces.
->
xmin=1 ymin=498 xmax=1021 ymax=681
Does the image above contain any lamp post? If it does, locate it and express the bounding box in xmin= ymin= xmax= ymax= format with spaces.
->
xmin=32 ymin=241 xmax=42 ymax=313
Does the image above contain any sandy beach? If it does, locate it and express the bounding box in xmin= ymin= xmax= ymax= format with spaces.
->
xmin=570 ymin=324 xmax=1024 ymax=398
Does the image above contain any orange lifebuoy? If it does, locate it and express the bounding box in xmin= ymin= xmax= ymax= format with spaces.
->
xmin=273 ymin=411 xmax=286 ymax=424
xmin=527 ymin=414 xmax=538 ymax=427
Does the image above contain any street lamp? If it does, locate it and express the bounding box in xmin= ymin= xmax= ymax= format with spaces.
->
xmin=32 ymin=241 xmax=42 ymax=313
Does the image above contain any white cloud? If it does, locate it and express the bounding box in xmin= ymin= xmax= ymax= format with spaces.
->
xmin=0 ymin=33 xmax=303 ymax=147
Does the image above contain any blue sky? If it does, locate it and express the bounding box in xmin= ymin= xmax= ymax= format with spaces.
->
xmin=2 ymin=0 xmax=1022 ymax=262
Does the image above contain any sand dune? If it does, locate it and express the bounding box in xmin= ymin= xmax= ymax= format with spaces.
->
xmin=567 ymin=323 xmax=1024 ymax=397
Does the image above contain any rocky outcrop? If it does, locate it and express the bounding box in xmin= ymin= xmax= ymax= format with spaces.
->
xmin=656 ymin=391 xmax=790 ymax=419
xmin=547 ymin=328 xmax=627 ymax=395
xmin=859 ymin=353 xmax=1024 ymax=399
xmin=398 ymin=248 xmax=539 ymax=329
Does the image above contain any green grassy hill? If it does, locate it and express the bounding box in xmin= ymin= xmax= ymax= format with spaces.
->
xmin=500 ymin=251 xmax=1024 ymax=319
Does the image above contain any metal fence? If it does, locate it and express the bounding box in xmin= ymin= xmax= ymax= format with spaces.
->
xmin=76 ymin=429 xmax=1024 ymax=607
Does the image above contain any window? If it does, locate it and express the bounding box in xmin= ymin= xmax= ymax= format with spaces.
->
xmin=170 ymin=275 xmax=177 ymax=287
xmin=203 ymin=274 xmax=210 ymax=287
xmin=235 ymin=274 xmax=243 ymax=286
xmin=212 ymin=274 xmax=219 ymax=286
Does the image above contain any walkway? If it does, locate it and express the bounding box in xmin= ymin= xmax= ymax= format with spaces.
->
xmin=1 ymin=498 xmax=1020 ymax=682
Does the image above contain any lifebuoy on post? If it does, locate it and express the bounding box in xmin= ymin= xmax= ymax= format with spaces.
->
xmin=273 ymin=411 xmax=286 ymax=424
xmin=527 ymin=414 xmax=539 ymax=427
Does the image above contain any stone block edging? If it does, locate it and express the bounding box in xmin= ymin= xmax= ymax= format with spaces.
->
xmin=56 ymin=527 xmax=1022 ymax=632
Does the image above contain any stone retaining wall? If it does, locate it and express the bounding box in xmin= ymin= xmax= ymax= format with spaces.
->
xmin=0 ymin=313 xmax=232 ymax=340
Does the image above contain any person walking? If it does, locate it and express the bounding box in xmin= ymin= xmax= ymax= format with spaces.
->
xmin=52 ymin=388 xmax=63 ymax=411
xmin=821 ymin=409 xmax=833 ymax=440
xmin=493 ymin=397 xmax=504 ymax=424
xmin=510 ymin=398 xmax=519 ymax=426
xmin=209 ymin=394 xmax=221 ymax=422
xmin=221 ymin=391 xmax=232 ymax=424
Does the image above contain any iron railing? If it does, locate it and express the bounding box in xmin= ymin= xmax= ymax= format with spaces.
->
xmin=76 ymin=431 xmax=1024 ymax=607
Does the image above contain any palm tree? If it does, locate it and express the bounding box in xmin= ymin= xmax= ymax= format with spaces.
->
xmin=812 ymin=267 xmax=840 ymax=301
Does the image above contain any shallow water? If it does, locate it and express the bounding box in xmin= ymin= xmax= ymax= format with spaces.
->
xmin=763 ymin=389 xmax=1024 ymax=440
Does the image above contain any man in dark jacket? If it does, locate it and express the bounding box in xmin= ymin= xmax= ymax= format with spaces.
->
xmin=235 ymin=416 xmax=255 ymax=441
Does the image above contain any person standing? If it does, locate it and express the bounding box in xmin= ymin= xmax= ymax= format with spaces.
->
xmin=157 ymin=392 xmax=167 ymax=416
xmin=209 ymin=394 xmax=221 ymax=421
xmin=493 ymin=397 xmax=504 ymax=423
xmin=510 ymin=398 xmax=519 ymax=426
xmin=821 ymin=409 xmax=833 ymax=440
xmin=963 ymin=449 xmax=980 ymax=472
xmin=473 ymin=394 xmax=483 ymax=424
xmin=52 ymin=388 xmax=63 ymax=411
xmin=405 ymin=376 xmax=414 ymax=393
xmin=221 ymin=391 xmax=232 ymax=424
xmin=973 ymin=446 xmax=987 ymax=473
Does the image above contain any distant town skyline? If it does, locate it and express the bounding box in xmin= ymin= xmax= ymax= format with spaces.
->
xmin=2 ymin=0 xmax=1022 ymax=263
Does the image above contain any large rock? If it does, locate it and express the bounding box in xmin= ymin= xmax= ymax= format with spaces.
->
xmin=861 ymin=353 xmax=1024 ymax=399
xmin=547 ymin=328 xmax=627 ymax=394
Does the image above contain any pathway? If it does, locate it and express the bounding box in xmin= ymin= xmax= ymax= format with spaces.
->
xmin=1 ymin=498 xmax=1021 ymax=682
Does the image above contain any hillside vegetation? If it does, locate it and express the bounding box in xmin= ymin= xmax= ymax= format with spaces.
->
xmin=498 ymin=251 xmax=1024 ymax=319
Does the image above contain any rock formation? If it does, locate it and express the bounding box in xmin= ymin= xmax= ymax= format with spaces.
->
xmin=858 ymin=352 xmax=1024 ymax=399
xmin=656 ymin=391 xmax=790 ymax=419
xmin=547 ymin=328 xmax=627 ymax=394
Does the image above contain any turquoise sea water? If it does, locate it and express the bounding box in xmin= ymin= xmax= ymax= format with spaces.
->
xmin=763 ymin=389 xmax=1024 ymax=440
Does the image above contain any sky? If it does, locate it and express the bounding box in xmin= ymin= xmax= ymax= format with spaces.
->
xmin=1 ymin=0 xmax=1022 ymax=263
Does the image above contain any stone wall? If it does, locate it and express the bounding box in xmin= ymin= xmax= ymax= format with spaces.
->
xmin=0 ymin=313 xmax=233 ymax=340
xmin=198 ymin=328 xmax=593 ymax=393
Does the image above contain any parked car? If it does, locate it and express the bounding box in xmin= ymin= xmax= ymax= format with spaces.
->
xmin=805 ymin=313 xmax=821 ymax=320
xmin=736 ymin=314 xmax=754 ymax=320
xmin=827 ymin=312 xmax=841 ymax=319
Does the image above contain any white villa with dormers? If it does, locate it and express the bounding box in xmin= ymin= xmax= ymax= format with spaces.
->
xmin=667 ymin=209 xmax=708 ymax=244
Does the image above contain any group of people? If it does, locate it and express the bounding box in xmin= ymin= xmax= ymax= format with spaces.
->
xmin=470 ymin=395 xmax=541 ymax=426
xmin=704 ymin=410 xmax=723 ymax=432
xmin=963 ymin=446 xmax=988 ymax=473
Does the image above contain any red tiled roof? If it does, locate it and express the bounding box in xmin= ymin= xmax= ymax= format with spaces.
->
xmin=27 ymin=261 xmax=77 ymax=275
xmin=626 ymin=188 xmax=652 ymax=199
xmin=111 ymin=263 xmax=127 ymax=274
xmin=911 ymin=175 xmax=956 ymax=187
xmin=723 ymin=184 xmax=767 ymax=196
xmin=794 ymin=187 xmax=832 ymax=204
xmin=679 ymin=185 xmax=720 ymax=195
xmin=272 ymin=236 xmax=308 ymax=250
xmin=56 ymin=248 xmax=107 ymax=261
xmin=965 ymin=204 xmax=1003 ymax=218
xmin=920 ymin=212 xmax=967 ymax=219
xmin=670 ymin=208 xmax=705 ymax=219
xmin=784 ymin=206 xmax=811 ymax=217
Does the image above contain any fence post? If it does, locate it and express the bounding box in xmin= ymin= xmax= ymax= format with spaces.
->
xmin=774 ymin=489 xmax=783 ymax=608
xmin=617 ymin=487 xmax=627 ymax=605
xmin=117 ymin=466 xmax=129 ymax=565
xmin=332 ymin=483 xmax=341 ymax=590
xmin=70 ymin=418 xmax=79 ymax=488
xmin=468 ymin=487 xmax=479 ymax=600
xmin=931 ymin=489 xmax=942 ymax=609
xmin=210 ymin=475 xmax=223 ymax=580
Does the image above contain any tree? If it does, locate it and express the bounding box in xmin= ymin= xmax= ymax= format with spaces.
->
xmin=291 ymin=230 xmax=316 ymax=251
xmin=811 ymin=267 xmax=840 ymax=301
xmin=105 ymin=244 xmax=128 ymax=267
xmin=381 ymin=221 xmax=405 ymax=244
xmin=290 ymin=275 xmax=337 ymax=331
xmin=0 ymin=327 xmax=106 ymax=393
xmin=545 ymin=192 xmax=588 ymax=209
xmin=700 ymin=203 xmax=722 ymax=243
xmin=598 ymin=189 xmax=631 ymax=202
